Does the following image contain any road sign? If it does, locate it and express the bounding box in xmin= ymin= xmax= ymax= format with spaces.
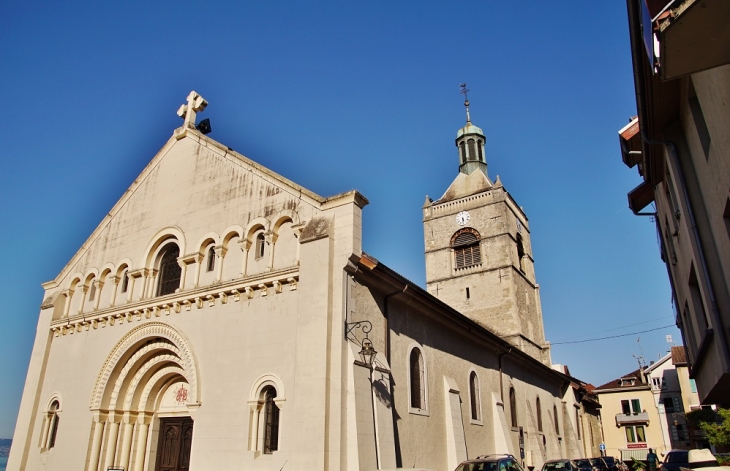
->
xmin=599 ymin=443 xmax=606 ymax=451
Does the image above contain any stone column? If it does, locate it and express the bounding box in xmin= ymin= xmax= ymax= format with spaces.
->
xmin=177 ymin=258 xmax=188 ymax=291
xmin=118 ymin=413 xmax=135 ymax=470
xmin=292 ymin=223 xmax=305 ymax=265
xmin=192 ymin=253 xmax=203 ymax=288
xmin=61 ymin=289 xmax=73 ymax=317
xmin=77 ymin=284 xmax=89 ymax=315
xmin=103 ymin=415 xmax=120 ymax=471
xmin=133 ymin=420 xmax=149 ymax=471
xmin=88 ymin=415 xmax=105 ymax=471
xmin=265 ymin=231 xmax=277 ymax=270
xmin=109 ymin=276 xmax=120 ymax=307
xmin=214 ymin=245 xmax=226 ymax=282
xmin=92 ymin=280 xmax=104 ymax=310
xmin=240 ymin=239 xmax=251 ymax=277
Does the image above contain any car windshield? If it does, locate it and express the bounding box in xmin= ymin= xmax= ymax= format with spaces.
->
xmin=604 ymin=458 xmax=616 ymax=466
xmin=575 ymin=460 xmax=592 ymax=467
xmin=590 ymin=459 xmax=604 ymax=466
xmin=543 ymin=461 xmax=572 ymax=471
xmin=455 ymin=463 xmax=500 ymax=471
xmin=667 ymin=452 xmax=688 ymax=463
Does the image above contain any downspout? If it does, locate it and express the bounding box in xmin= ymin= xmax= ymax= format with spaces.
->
xmin=627 ymin=0 xmax=729 ymax=369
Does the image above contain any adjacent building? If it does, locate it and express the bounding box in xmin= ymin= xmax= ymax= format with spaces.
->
xmin=618 ymin=0 xmax=730 ymax=405
xmin=595 ymin=346 xmax=711 ymax=460
xmin=9 ymin=92 xmax=588 ymax=471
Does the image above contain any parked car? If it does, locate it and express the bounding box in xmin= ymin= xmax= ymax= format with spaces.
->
xmin=541 ymin=459 xmax=579 ymax=471
xmin=454 ymin=454 xmax=525 ymax=471
xmin=574 ymin=459 xmax=594 ymax=471
xmin=660 ymin=450 xmax=689 ymax=471
xmin=590 ymin=458 xmax=610 ymax=471
xmin=602 ymin=456 xmax=624 ymax=471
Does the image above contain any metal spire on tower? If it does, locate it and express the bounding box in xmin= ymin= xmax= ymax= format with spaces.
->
xmin=459 ymin=83 xmax=471 ymax=124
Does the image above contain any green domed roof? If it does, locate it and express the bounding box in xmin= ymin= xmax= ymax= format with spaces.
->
xmin=456 ymin=122 xmax=484 ymax=139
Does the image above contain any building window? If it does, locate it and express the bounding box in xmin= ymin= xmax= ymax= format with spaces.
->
xmin=663 ymin=397 xmax=676 ymax=413
xmin=120 ymin=270 xmax=129 ymax=293
xmin=625 ymin=425 xmax=646 ymax=443
xmin=672 ymin=424 xmax=686 ymax=441
xmin=42 ymin=399 xmax=60 ymax=450
xmin=509 ymin=387 xmax=517 ymax=428
xmin=206 ymin=245 xmax=216 ymax=272
xmin=554 ymin=404 xmax=560 ymax=435
xmin=690 ymin=379 xmax=697 ymax=393
xmin=536 ymin=397 xmax=543 ymax=432
xmin=263 ymin=387 xmax=280 ymax=453
xmin=622 ymin=398 xmax=641 ymax=415
xmin=459 ymin=141 xmax=466 ymax=164
xmin=157 ymin=244 xmax=182 ymax=296
xmin=255 ymin=233 xmax=266 ymax=260
xmin=477 ymin=139 xmax=483 ymax=160
xmin=410 ymin=348 xmax=426 ymax=411
xmin=452 ymin=228 xmax=481 ymax=269
xmin=469 ymin=371 xmax=481 ymax=421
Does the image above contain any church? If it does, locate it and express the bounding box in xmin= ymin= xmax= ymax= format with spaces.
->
xmin=9 ymin=91 xmax=593 ymax=471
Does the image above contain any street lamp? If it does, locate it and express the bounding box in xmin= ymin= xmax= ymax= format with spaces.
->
xmin=345 ymin=320 xmax=377 ymax=368
xmin=359 ymin=337 xmax=377 ymax=368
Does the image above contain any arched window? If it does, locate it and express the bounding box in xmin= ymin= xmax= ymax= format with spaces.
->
xmin=509 ymin=387 xmax=518 ymax=428
xmin=536 ymin=396 xmax=543 ymax=432
xmin=459 ymin=141 xmax=466 ymax=164
xmin=452 ymin=228 xmax=481 ymax=269
xmin=467 ymin=139 xmax=476 ymax=161
xmin=255 ymin=233 xmax=266 ymax=260
xmin=157 ymin=244 xmax=181 ymax=296
xmin=120 ymin=269 xmax=129 ymax=293
xmin=554 ymin=404 xmax=560 ymax=435
xmin=410 ymin=348 xmax=426 ymax=411
xmin=206 ymin=245 xmax=216 ymax=272
xmin=263 ymin=387 xmax=280 ymax=453
xmin=41 ymin=399 xmax=60 ymax=450
xmin=477 ymin=139 xmax=483 ymax=160
xmin=469 ymin=371 xmax=481 ymax=421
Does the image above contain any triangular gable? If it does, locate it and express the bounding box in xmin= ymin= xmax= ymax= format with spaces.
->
xmin=44 ymin=126 xmax=352 ymax=288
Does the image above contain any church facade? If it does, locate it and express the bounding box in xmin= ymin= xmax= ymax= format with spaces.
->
xmin=9 ymin=92 xmax=589 ymax=471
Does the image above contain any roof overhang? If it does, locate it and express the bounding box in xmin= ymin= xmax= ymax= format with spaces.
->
xmin=658 ymin=0 xmax=730 ymax=80
xmin=628 ymin=181 xmax=655 ymax=214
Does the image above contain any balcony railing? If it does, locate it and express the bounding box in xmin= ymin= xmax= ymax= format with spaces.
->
xmin=616 ymin=412 xmax=650 ymax=425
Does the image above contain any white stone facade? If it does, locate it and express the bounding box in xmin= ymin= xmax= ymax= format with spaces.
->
xmin=9 ymin=94 xmax=585 ymax=471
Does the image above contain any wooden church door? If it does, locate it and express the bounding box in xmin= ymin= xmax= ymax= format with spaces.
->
xmin=155 ymin=417 xmax=194 ymax=471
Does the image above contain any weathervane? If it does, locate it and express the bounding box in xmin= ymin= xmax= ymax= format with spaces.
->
xmin=459 ymin=83 xmax=471 ymax=123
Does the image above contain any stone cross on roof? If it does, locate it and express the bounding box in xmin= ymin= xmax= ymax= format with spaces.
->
xmin=177 ymin=91 xmax=208 ymax=129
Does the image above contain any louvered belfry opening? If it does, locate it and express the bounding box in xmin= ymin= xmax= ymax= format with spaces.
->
xmin=452 ymin=228 xmax=482 ymax=269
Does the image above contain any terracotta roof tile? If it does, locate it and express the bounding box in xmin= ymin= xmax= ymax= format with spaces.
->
xmin=671 ymin=346 xmax=688 ymax=366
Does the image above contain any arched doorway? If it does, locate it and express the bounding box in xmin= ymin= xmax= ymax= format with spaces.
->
xmin=87 ymin=323 xmax=199 ymax=471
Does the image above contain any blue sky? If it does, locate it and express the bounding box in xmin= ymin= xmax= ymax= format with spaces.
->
xmin=0 ymin=2 xmax=679 ymax=438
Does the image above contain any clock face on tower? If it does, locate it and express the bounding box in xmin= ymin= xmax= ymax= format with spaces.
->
xmin=455 ymin=211 xmax=470 ymax=226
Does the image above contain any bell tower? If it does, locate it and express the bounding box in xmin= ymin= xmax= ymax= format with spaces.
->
xmin=423 ymin=88 xmax=551 ymax=364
